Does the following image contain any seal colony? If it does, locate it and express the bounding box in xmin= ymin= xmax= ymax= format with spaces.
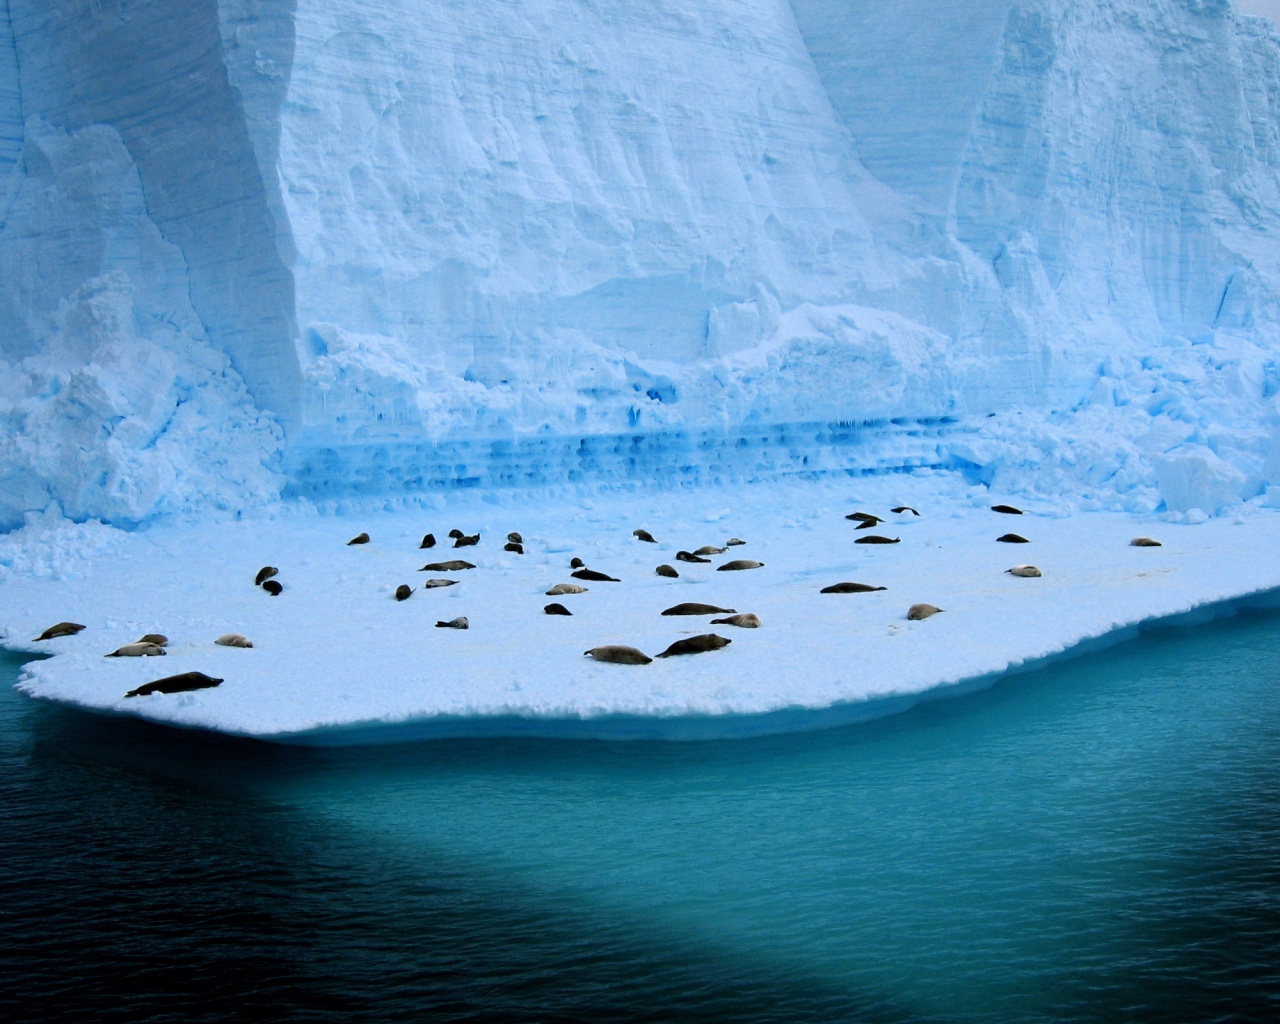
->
xmin=6 ymin=473 xmax=1260 ymax=744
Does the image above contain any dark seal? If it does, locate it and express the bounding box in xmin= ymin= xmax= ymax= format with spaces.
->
xmin=662 ymin=602 xmax=735 ymax=616
xmin=820 ymin=582 xmax=886 ymax=593
xmin=348 ymin=532 xmax=370 ymax=545
xmin=656 ymin=634 xmax=732 ymax=658
xmin=997 ymin=533 xmax=1030 ymax=543
xmin=855 ymin=535 xmax=900 ymax=545
xmin=125 ymin=671 xmax=223 ymax=698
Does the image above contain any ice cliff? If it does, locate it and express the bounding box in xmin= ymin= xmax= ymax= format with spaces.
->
xmin=2 ymin=0 xmax=1280 ymax=527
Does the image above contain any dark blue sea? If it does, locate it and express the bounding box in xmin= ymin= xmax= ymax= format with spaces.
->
xmin=3 ymin=608 xmax=1279 ymax=1023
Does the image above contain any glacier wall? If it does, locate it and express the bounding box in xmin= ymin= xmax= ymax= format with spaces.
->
xmin=1 ymin=0 xmax=1280 ymax=526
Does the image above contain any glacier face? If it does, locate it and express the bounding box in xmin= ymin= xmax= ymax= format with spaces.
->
xmin=1 ymin=0 xmax=1279 ymax=526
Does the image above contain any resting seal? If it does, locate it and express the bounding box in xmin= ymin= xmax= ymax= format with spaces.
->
xmin=137 ymin=633 xmax=169 ymax=647
xmin=544 ymin=603 xmax=573 ymax=616
xmin=655 ymin=564 xmax=679 ymax=578
xmin=421 ymin=578 xmax=457 ymax=589
xmin=1006 ymin=565 xmax=1041 ymax=578
xmin=435 ymin=617 xmax=469 ymax=629
xmin=105 ymin=642 xmax=166 ymax=658
xmin=395 ymin=584 xmax=413 ymax=601
xmin=262 ymin=580 xmax=283 ymax=596
xmin=34 ymin=622 xmax=85 ymax=641
xmin=508 ymin=532 xmax=523 ymax=544
xmin=726 ymin=537 xmax=746 ymax=546
xmin=572 ymin=568 xmax=620 ymax=582
xmin=254 ymin=566 xmax=278 ymax=586
xmin=820 ymin=582 xmax=886 ymax=594
xmin=215 ymin=633 xmax=254 ymax=648
xmin=348 ymin=532 xmax=370 ymax=545
xmin=855 ymin=535 xmax=900 ymax=545
xmin=420 ymin=533 xmax=436 ymax=549
xmin=717 ymin=559 xmax=762 ymax=571
xmin=656 ymin=634 xmax=731 ymax=658
xmin=1131 ymin=537 xmax=1162 ymax=547
xmin=710 ymin=613 xmax=759 ymax=628
xmin=453 ymin=533 xmax=480 ymax=547
xmin=505 ymin=542 xmax=524 ymax=554
xmin=546 ymin=583 xmax=588 ymax=595
xmin=997 ymin=533 xmax=1029 ymax=544
xmin=907 ymin=603 xmax=942 ymax=620
xmin=125 ymin=671 xmax=222 ymax=698
xmin=584 ymin=645 xmax=652 ymax=665
xmin=676 ymin=550 xmax=711 ymax=563
xmin=419 ymin=560 xmax=476 ymax=572
xmin=662 ymin=602 xmax=735 ymax=616
xmin=846 ymin=512 xmax=882 ymax=524
xmin=694 ymin=545 xmax=727 ymax=556
xmin=991 ymin=504 xmax=1023 ymax=515
xmin=633 ymin=529 xmax=657 ymax=543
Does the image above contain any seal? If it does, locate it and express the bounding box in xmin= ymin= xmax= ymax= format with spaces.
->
xmin=544 ymin=602 xmax=573 ymax=616
xmin=891 ymin=506 xmax=920 ymax=516
xmin=572 ymin=568 xmax=620 ymax=582
xmin=710 ymin=613 xmax=759 ymax=628
xmin=419 ymin=560 xmax=476 ymax=571
xmin=820 ymin=582 xmax=886 ymax=594
xmin=846 ymin=512 xmax=882 ymax=525
xmin=215 ymin=633 xmax=254 ymax=648
xmin=125 ymin=671 xmax=223 ymax=698
xmin=508 ymin=532 xmax=523 ymax=544
xmin=1006 ymin=565 xmax=1041 ymax=578
xmin=907 ymin=603 xmax=942 ymax=620
xmin=676 ymin=550 xmax=711 ymax=563
xmin=34 ymin=622 xmax=85 ymax=641
xmin=421 ymin=579 xmax=457 ymax=589
xmin=448 ymin=529 xmax=464 ymax=539
xmin=694 ymin=545 xmax=727 ymax=556
xmin=419 ymin=533 xmax=437 ymax=549
xmin=435 ymin=616 xmax=469 ymax=629
xmin=546 ymin=583 xmax=589 ymax=595
xmin=855 ymin=535 xmax=900 ymax=545
xmin=505 ymin=542 xmax=524 ymax=554
xmin=662 ymin=602 xmax=735 ymax=616
xmin=254 ymin=566 xmax=278 ymax=586
xmin=262 ymin=580 xmax=283 ymax=596
xmin=633 ymin=529 xmax=657 ymax=543
xmin=717 ymin=559 xmax=762 ymax=571
xmin=997 ymin=533 xmax=1029 ymax=543
xmin=570 ymin=557 xmax=586 ymax=569
xmin=656 ymin=634 xmax=731 ymax=658
xmin=137 ymin=633 xmax=169 ymax=647
xmin=395 ymin=584 xmax=413 ymax=601
xmin=454 ymin=533 xmax=480 ymax=547
xmin=1131 ymin=537 xmax=1162 ymax=547
xmin=655 ymin=564 xmax=679 ymax=578
xmin=105 ymin=642 xmax=166 ymax=658
xmin=726 ymin=537 xmax=746 ymax=546
xmin=584 ymin=645 xmax=652 ymax=665
xmin=991 ymin=504 xmax=1023 ymax=515
xmin=348 ymin=532 xmax=370 ymax=545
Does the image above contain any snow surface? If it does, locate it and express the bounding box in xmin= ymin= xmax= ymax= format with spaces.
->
xmin=5 ymin=474 xmax=1280 ymax=743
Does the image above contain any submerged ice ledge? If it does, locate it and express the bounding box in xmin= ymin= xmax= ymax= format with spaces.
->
xmin=5 ymin=475 xmax=1280 ymax=745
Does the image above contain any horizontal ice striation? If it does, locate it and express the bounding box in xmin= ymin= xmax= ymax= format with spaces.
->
xmin=1 ymin=1 xmax=1280 ymax=526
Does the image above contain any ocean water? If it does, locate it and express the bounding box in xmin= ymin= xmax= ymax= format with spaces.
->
xmin=2 ymin=610 xmax=1279 ymax=1023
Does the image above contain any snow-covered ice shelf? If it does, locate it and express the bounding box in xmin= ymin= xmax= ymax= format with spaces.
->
xmin=4 ymin=474 xmax=1280 ymax=744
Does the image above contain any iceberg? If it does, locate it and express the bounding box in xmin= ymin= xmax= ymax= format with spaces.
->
xmin=2 ymin=2 xmax=1280 ymax=739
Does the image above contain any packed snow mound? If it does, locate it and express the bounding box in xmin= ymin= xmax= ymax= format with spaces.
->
xmin=1 ymin=0 xmax=1280 ymax=525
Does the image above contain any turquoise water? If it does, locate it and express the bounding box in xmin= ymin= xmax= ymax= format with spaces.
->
xmin=3 ymin=608 xmax=1279 ymax=1022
